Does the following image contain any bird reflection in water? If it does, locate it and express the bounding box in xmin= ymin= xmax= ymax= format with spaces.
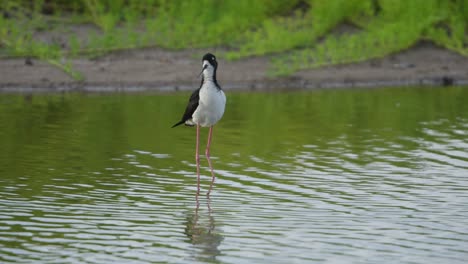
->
xmin=184 ymin=194 xmax=223 ymax=262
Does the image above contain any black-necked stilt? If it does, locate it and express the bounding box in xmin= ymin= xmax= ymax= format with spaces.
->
xmin=172 ymin=53 xmax=226 ymax=195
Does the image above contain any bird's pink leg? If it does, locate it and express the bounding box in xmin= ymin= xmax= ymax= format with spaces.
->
xmin=206 ymin=126 xmax=216 ymax=196
xmin=196 ymin=124 xmax=201 ymax=194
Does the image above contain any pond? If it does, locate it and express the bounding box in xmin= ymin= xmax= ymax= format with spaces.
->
xmin=1 ymin=86 xmax=468 ymax=264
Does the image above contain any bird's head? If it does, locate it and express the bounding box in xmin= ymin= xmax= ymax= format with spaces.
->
xmin=200 ymin=53 xmax=217 ymax=80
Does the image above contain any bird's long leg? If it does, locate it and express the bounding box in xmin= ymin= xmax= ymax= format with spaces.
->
xmin=206 ymin=126 xmax=216 ymax=196
xmin=196 ymin=124 xmax=201 ymax=194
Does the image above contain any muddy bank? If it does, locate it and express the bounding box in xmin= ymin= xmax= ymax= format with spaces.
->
xmin=1 ymin=42 xmax=467 ymax=93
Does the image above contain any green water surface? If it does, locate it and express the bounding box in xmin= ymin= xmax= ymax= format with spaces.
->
xmin=1 ymin=87 xmax=467 ymax=263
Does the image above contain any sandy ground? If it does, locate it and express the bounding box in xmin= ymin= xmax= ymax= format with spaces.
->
xmin=1 ymin=41 xmax=468 ymax=93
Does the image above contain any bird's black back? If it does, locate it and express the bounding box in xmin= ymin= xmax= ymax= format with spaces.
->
xmin=171 ymin=88 xmax=200 ymax=128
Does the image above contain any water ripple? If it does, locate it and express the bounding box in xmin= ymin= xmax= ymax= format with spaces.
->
xmin=1 ymin=91 xmax=468 ymax=263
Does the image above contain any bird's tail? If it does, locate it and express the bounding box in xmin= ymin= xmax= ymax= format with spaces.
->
xmin=171 ymin=120 xmax=185 ymax=128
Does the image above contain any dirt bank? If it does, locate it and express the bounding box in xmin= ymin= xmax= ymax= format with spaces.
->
xmin=1 ymin=42 xmax=467 ymax=93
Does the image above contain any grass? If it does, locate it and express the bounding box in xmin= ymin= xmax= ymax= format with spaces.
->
xmin=271 ymin=0 xmax=450 ymax=75
xmin=225 ymin=0 xmax=374 ymax=59
xmin=1 ymin=0 xmax=467 ymax=79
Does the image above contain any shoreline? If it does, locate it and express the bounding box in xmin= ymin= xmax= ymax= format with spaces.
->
xmin=1 ymin=78 xmax=466 ymax=94
xmin=1 ymin=42 xmax=468 ymax=93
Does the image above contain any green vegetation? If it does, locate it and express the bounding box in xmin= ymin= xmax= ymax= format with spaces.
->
xmin=272 ymin=0 xmax=468 ymax=75
xmin=1 ymin=0 xmax=467 ymax=79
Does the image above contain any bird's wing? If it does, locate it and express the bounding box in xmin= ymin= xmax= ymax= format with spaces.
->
xmin=172 ymin=88 xmax=200 ymax=128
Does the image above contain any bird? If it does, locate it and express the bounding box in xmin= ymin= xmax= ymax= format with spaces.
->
xmin=172 ymin=53 xmax=226 ymax=195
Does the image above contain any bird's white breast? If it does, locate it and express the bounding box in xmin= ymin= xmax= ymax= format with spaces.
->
xmin=192 ymin=82 xmax=226 ymax=127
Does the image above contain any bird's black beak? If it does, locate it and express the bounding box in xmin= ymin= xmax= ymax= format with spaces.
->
xmin=199 ymin=64 xmax=208 ymax=77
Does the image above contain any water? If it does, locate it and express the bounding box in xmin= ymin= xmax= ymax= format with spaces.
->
xmin=1 ymin=87 xmax=468 ymax=264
